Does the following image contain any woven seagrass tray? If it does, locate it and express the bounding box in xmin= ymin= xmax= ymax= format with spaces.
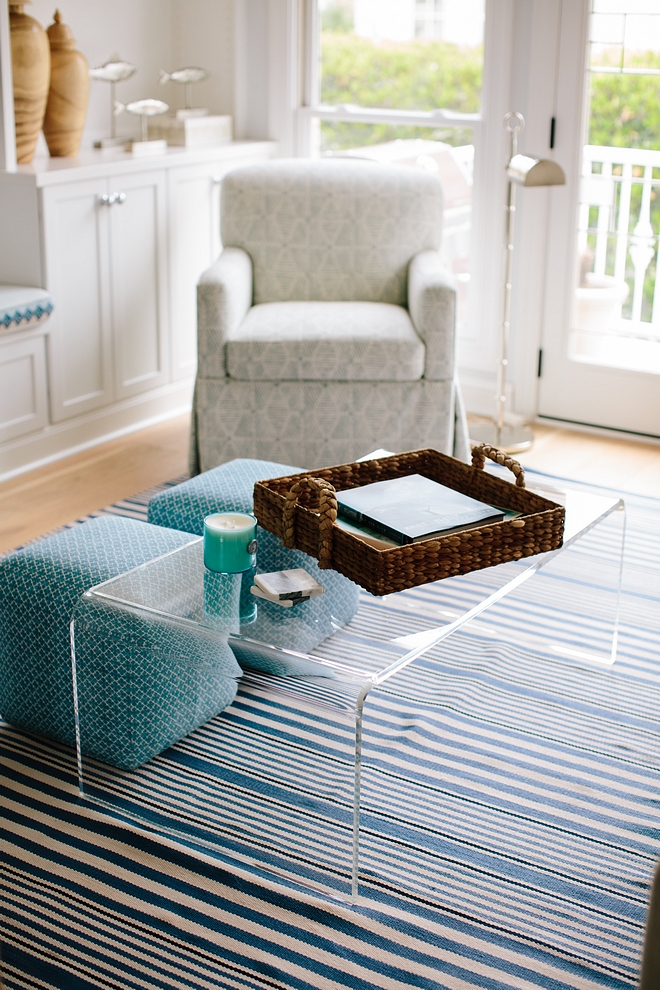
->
xmin=253 ymin=444 xmax=565 ymax=596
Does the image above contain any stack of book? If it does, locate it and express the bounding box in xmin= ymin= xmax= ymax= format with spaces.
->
xmin=250 ymin=568 xmax=324 ymax=608
xmin=335 ymin=474 xmax=507 ymax=549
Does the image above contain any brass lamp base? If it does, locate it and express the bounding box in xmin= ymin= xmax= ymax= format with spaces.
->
xmin=469 ymin=422 xmax=534 ymax=454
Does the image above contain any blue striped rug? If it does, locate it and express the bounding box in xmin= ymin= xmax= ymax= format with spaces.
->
xmin=1 ymin=468 xmax=659 ymax=990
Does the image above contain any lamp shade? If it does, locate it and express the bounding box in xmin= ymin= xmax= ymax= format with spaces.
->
xmin=507 ymin=153 xmax=565 ymax=187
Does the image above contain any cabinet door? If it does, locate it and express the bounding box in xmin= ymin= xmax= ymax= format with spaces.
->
xmin=108 ymin=170 xmax=169 ymax=400
xmin=167 ymin=162 xmax=223 ymax=382
xmin=0 ymin=332 xmax=48 ymax=442
xmin=42 ymin=179 xmax=113 ymax=422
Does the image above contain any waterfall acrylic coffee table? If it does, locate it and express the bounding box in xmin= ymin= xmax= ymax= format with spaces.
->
xmin=70 ymin=482 xmax=625 ymax=904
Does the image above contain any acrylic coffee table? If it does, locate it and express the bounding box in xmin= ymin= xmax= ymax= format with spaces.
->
xmin=70 ymin=481 xmax=625 ymax=903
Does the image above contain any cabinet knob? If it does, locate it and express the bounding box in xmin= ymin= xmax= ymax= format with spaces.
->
xmin=99 ymin=192 xmax=127 ymax=206
xmin=212 ymin=175 xmax=223 ymax=184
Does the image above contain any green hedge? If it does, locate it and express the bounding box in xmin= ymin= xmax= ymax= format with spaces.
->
xmin=320 ymin=32 xmax=660 ymax=153
xmin=320 ymin=33 xmax=481 ymax=150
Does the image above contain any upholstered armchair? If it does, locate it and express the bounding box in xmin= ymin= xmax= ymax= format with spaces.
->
xmin=190 ymin=158 xmax=469 ymax=474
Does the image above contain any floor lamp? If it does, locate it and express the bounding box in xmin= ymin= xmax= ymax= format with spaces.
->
xmin=470 ymin=112 xmax=565 ymax=453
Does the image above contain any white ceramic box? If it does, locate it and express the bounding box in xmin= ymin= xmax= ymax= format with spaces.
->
xmin=149 ymin=115 xmax=233 ymax=150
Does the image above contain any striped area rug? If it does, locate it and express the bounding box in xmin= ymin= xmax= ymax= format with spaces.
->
xmin=2 ymin=468 xmax=660 ymax=989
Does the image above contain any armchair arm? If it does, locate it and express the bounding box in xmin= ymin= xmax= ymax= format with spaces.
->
xmin=197 ymin=247 xmax=253 ymax=378
xmin=408 ymin=250 xmax=456 ymax=381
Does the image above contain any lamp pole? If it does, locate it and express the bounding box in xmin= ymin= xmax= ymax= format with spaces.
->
xmin=470 ymin=112 xmax=565 ymax=453
xmin=496 ymin=112 xmax=528 ymax=446
xmin=471 ymin=112 xmax=534 ymax=453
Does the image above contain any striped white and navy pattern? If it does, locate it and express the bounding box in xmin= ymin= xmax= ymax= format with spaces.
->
xmin=1 ymin=469 xmax=659 ymax=989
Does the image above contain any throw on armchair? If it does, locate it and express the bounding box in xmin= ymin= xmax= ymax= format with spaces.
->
xmin=190 ymin=158 xmax=470 ymax=474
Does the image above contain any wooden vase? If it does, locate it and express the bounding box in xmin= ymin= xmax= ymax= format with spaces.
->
xmin=9 ymin=0 xmax=50 ymax=164
xmin=43 ymin=10 xmax=89 ymax=157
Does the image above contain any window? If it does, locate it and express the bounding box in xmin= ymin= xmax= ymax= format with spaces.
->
xmin=303 ymin=0 xmax=486 ymax=337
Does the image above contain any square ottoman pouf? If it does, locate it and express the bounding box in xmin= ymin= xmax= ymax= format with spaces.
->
xmin=0 ymin=516 xmax=241 ymax=769
xmin=148 ymin=459 xmax=361 ymax=668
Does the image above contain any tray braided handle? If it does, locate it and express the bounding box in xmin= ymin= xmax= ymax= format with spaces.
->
xmin=471 ymin=443 xmax=526 ymax=488
xmin=282 ymin=477 xmax=338 ymax=569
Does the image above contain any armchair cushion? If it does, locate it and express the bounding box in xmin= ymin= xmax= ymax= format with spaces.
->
xmin=408 ymin=250 xmax=456 ymax=381
xmin=225 ymin=301 xmax=425 ymax=381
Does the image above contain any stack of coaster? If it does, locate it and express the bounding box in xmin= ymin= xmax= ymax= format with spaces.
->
xmin=251 ymin=568 xmax=324 ymax=608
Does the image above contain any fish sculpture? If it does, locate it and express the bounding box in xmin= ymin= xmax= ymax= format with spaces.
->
xmin=113 ymin=99 xmax=169 ymax=143
xmin=89 ymin=54 xmax=137 ymax=84
xmin=159 ymin=67 xmax=209 ymax=86
xmin=159 ymin=66 xmax=210 ymax=111
xmin=113 ymin=99 xmax=169 ymax=117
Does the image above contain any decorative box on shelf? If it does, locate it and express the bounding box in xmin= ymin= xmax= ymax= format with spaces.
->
xmin=149 ymin=113 xmax=232 ymax=149
xmin=253 ymin=445 xmax=566 ymax=596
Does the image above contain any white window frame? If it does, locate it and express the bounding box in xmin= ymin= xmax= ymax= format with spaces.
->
xmin=296 ymin=0 xmax=481 ymax=154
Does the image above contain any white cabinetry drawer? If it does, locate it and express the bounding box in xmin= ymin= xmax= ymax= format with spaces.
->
xmin=0 ymin=332 xmax=48 ymax=443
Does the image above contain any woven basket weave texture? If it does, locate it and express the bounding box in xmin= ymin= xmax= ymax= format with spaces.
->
xmin=253 ymin=446 xmax=565 ymax=596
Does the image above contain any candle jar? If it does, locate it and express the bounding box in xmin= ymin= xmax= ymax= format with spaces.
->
xmin=203 ymin=512 xmax=257 ymax=574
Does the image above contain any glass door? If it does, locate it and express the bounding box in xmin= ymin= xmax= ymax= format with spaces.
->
xmin=538 ymin=0 xmax=660 ymax=437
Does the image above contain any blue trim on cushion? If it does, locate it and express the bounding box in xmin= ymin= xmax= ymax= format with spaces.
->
xmin=0 ymin=300 xmax=54 ymax=329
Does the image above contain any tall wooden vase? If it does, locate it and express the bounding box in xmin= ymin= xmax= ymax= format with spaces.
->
xmin=43 ymin=10 xmax=89 ymax=157
xmin=9 ymin=0 xmax=50 ymax=164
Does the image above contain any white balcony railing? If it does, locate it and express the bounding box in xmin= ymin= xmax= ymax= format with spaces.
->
xmin=578 ymin=145 xmax=660 ymax=339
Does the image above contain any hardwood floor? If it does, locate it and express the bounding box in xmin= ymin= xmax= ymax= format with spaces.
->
xmin=514 ymin=422 xmax=660 ymax=494
xmin=0 ymin=414 xmax=190 ymax=554
xmin=1 ymin=411 xmax=659 ymax=554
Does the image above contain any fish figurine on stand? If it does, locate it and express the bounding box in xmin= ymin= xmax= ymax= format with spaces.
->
xmin=90 ymin=53 xmax=137 ymax=148
xmin=159 ymin=66 xmax=209 ymax=118
xmin=113 ymin=98 xmax=169 ymax=157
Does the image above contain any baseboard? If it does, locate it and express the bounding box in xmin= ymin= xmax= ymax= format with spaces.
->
xmin=0 ymin=379 xmax=194 ymax=483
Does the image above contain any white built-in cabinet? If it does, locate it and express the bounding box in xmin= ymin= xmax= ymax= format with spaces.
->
xmin=0 ymin=142 xmax=274 ymax=478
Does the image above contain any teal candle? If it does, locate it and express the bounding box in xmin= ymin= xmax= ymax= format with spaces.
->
xmin=204 ymin=512 xmax=257 ymax=573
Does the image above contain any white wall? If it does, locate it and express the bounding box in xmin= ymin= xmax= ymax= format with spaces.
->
xmin=172 ymin=0 xmax=235 ymax=118
xmin=234 ymin=0 xmax=270 ymax=140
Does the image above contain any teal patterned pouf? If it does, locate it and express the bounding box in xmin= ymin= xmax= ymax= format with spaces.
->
xmin=147 ymin=459 xmax=361 ymax=658
xmin=0 ymin=516 xmax=241 ymax=769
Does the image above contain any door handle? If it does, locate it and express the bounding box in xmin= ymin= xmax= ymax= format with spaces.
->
xmin=212 ymin=175 xmax=223 ymax=184
xmin=114 ymin=191 xmax=126 ymax=204
xmin=98 ymin=193 xmax=112 ymax=205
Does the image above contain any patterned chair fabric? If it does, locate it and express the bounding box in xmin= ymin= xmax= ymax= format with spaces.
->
xmin=147 ymin=458 xmax=361 ymax=661
xmin=221 ymin=158 xmax=443 ymax=305
xmin=0 ymin=284 xmax=53 ymax=332
xmin=191 ymin=159 xmax=470 ymax=474
xmin=0 ymin=516 xmax=240 ymax=769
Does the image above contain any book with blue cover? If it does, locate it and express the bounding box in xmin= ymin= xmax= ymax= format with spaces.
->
xmin=336 ymin=474 xmax=504 ymax=546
